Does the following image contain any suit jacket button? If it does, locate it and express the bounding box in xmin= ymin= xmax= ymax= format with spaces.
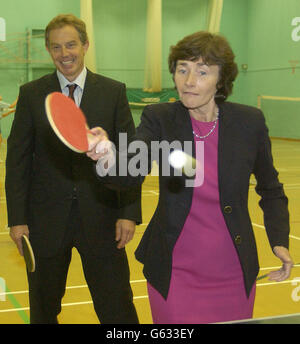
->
xmin=235 ymin=235 xmax=242 ymax=245
xmin=224 ymin=205 xmax=232 ymax=214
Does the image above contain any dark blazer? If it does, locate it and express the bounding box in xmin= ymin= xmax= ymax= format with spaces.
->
xmin=102 ymin=100 xmax=290 ymax=299
xmin=5 ymin=70 xmax=141 ymax=257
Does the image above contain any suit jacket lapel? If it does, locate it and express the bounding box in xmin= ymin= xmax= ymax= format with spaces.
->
xmin=173 ymin=102 xmax=196 ymax=158
xmin=43 ymin=71 xmax=61 ymax=96
xmin=80 ymin=69 xmax=98 ymax=119
xmin=218 ymin=102 xmax=235 ymax=202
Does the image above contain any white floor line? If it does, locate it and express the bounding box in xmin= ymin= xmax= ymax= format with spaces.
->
xmin=252 ymin=222 xmax=300 ymax=241
xmin=1 ymin=275 xmax=299 ymax=314
xmin=0 ymin=306 xmax=29 ymax=313
xmin=290 ymin=235 xmax=300 ymax=241
xmin=1 ymin=277 xmax=299 ymax=314
xmin=257 ymin=279 xmax=299 ymax=287
xmin=0 ymin=295 xmax=149 ymax=314
xmin=252 ymin=223 xmax=265 ymax=229
xmin=259 ymin=266 xmax=282 ymax=271
xmin=0 ymin=279 xmax=147 ymax=299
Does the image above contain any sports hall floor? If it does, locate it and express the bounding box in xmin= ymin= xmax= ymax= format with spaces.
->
xmin=0 ymin=136 xmax=300 ymax=324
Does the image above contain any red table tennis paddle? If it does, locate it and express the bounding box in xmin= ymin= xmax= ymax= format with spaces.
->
xmin=21 ymin=235 xmax=35 ymax=273
xmin=45 ymin=92 xmax=90 ymax=153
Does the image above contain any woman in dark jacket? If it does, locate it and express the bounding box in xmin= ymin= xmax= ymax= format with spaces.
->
xmin=87 ymin=31 xmax=293 ymax=324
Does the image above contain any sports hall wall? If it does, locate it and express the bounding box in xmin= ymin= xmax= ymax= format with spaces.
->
xmin=0 ymin=0 xmax=299 ymax=139
xmin=221 ymin=0 xmax=300 ymax=139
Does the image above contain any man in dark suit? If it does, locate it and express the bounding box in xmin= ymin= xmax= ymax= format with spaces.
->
xmin=5 ymin=14 xmax=141 ymax=324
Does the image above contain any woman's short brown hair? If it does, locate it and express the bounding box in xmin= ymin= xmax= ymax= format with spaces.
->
xmin=45 ymin=14 xmax=88 ymax=47
xmin=168 ymin=31 xmax=238 ymax=101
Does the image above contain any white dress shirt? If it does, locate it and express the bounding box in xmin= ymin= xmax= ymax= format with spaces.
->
xmin=56 ymin=67 xmax=87 ymax=107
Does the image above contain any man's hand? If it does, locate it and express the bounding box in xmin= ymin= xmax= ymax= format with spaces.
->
xmin=10 ymin=225 xmax=29 ymax=256
xmin=115 ymin=219 xmax=136 ymax=249
xmin=86 ymin=127 xmax=111 ymax=161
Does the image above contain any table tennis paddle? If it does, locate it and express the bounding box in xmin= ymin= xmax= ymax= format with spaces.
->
xmin=21 ymin=235 xmax=35 ymax=273
xmin=45 ymin=92 xmax=90 ymax=153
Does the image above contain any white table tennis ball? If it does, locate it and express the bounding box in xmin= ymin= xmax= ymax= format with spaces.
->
xmin=168 ymin=150 xmax=187 ymax=169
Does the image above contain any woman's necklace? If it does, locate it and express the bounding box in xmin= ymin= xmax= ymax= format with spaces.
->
xmin=192 ymin=108 xmax=219 ymax=139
